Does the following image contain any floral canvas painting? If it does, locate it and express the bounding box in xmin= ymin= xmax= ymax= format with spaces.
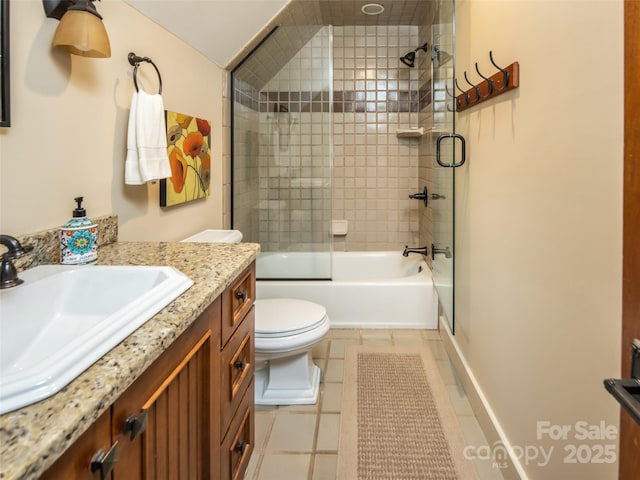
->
xmin=160 ymin=111 xmax=211 ymax=207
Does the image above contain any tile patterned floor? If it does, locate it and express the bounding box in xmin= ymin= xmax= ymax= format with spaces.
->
xmin=243 ymin=329 xmax=505 ymax=480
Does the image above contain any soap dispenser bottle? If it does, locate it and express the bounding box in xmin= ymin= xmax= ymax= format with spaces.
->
xmin=60 ymin=196 xmax=98 ymax=265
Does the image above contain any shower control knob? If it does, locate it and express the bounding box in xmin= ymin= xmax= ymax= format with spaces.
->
xmin=408 ymin=186 xmax=429 ymax=207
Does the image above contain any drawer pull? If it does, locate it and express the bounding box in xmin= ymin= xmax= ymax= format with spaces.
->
xmin=235 ymin=290 xmax=247 ymax=302
xmin=90 ymin=441 xmax=119 ymax=480
xmin=234 ymin=358 xmax=246 ymax=371
xmin=123 ymin=410 xmax=148 ymax=440
xmin=234 ymin=441 xmax=247 ymax=454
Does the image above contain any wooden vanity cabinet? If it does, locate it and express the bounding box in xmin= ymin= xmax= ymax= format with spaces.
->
xmin=40 ymin=410 xmax=112 ymax=480
xmin=41 ymin=261 xmax=256 ymax=480
xmin=111 ymin=297 xmax=221 ymax=480
xmin=220 ymin=263 xmax=256 ymax=480
xmin=42 ymin=299 xmax=221 ymax=480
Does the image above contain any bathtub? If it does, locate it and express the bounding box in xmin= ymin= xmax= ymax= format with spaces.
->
xmin=256 ymin=251 xmax=438 ymax=329
xmin=432 ymin=256 xmax=453 ymax=326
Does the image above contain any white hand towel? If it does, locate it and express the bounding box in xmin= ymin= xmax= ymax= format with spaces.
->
xmin=136 ymin=90 xmax=171 ymax=182
xmin=124 ymin=92 xmax=143 ymax=185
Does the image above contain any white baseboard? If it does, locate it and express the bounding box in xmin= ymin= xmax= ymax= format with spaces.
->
xmin=439 ymin=317 xmax=529 ymax=480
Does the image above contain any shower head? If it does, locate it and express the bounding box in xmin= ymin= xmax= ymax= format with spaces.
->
xmin=400 ymin=51 xmax=416 ymax=67
xmin=399 ymin=43 xmax=429 ymax=68
xmin=432 ymin=46 xmax=453 ymax=68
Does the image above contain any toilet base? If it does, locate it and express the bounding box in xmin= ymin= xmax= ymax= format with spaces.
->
xmin=254 ymin=351 xmax=322 ymax=405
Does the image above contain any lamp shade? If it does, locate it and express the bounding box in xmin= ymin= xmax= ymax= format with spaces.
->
xmin=52 ymin=8 xmax=111 ymax=58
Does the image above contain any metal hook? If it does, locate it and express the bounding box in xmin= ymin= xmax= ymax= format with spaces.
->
xmin=474 ymin=62 xmax=494 ymax=96
xmin=489 ymin=51 xmax=509 ymax=92
xmin=454 ymin=78 xmax=470 ymax=106
xmin=463 ymin=71 xmax=489 ymax=101
xmin=444 ymin=83 xmax=460 ymax=111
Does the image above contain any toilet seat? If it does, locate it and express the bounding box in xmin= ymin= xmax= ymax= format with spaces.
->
xmin=255 ymin=299 xmax=327 ymax=338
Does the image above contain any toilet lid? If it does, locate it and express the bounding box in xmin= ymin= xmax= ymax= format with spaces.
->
xmin=255 ymin=299 xmax=327 ymax=337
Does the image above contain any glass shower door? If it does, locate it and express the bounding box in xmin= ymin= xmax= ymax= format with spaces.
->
xmin=431 ymin=0 xmax=457 ymax=333
xmin=232 ymin=26 xmax=333 ymax=280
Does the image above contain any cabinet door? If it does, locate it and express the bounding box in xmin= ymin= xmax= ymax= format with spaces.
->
xmin=41 ymin=410 xmax=114 ymax=480
xmin=112 ymin=299 xmax=221 ymax=480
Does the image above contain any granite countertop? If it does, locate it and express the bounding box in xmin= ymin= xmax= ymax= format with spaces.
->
xmin=0 ymin=241 xmax=260 ymax=480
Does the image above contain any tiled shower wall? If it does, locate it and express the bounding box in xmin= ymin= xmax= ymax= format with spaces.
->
xmin=427 ymin=21 xmax=454 ymax=257
xmin=258 ymin=28 xmax=332 ymax=252
xmin=332 ymin=25 xmax=421 ymax=251
xmin=418 ymin=24 xmax=434 ymax=256
xmin=231 ymin=79 xmax=261 ymax=241
xmin=233 ymin=25 xmax=435 ymax=253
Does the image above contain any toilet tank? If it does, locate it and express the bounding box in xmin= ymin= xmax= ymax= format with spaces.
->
xmin=181 ymin=229 xmax=243 ymax=243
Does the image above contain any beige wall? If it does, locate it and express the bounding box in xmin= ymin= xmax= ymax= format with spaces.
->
xmin=0 ymin=0 xmax=225 ymax=242
xmin=454 ymin=1 xmax=623 ymax=479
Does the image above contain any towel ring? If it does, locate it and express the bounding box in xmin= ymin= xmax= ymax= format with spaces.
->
xmin=128 ymin=52 xmax=163 ymax=94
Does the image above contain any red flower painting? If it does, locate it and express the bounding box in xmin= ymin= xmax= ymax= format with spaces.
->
xmin=160 ymin=110 xmax=212 ymax=207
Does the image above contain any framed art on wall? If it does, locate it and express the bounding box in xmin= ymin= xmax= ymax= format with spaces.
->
xmin=160 ymin=111 xmax=212 ymax=207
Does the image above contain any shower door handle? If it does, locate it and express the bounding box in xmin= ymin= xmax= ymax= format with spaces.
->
xmin=436 ymin=134 xmax=466 ymax=168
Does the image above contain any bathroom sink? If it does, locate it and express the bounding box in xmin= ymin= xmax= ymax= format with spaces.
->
xmin=0 ymin=264 xmax=193 ymax=414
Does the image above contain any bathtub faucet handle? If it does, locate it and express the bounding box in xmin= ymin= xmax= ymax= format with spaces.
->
xmin=402 ymin=245 xmax=429 ymax=257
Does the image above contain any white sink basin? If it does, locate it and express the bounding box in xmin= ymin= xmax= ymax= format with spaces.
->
xmin=0 ymin=264 xmax=193 ymax=414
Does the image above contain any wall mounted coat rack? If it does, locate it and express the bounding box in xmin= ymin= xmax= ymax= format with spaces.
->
xmin=453 ymin=51 xmax=519 ymax=112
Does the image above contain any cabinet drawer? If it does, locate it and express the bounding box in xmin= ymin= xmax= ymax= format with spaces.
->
xmin=221 ymin=306 xmax=254 ymax=436
xmin=221 ymin=263 xmax=255 ymax=347
xmin=221 ymin=381 xmax=254 ymax=480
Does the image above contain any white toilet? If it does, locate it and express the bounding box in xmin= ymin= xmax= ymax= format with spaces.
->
xmin=181 ymin=229 xmax=330 ymax=405
xmin=254 ymin=298 xmax=330 ymax=405
xmin=182 ymin=229 xmax=243 ymax=243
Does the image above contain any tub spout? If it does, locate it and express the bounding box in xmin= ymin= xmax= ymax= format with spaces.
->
xmin=431 ymin=244 xmax=452 ymax=259
xmin=402 ymin=245 xmax=429 ymax=257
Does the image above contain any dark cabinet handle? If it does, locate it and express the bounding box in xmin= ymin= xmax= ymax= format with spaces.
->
xmin=235 ymin=290 xmax=247 ymax=302
xmin=234 ymin=441 xmax=247 ymax=454
xmin=234 ymin=358 xmax=246 ymax=371
xmin=124 ymin=410 xmax=148 ymax=441
xmin=90 ymin=442 xmax=119 ymax=480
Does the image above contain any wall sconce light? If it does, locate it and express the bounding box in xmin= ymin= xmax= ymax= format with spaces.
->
xmin=400 ymin=43 xmax=429 ymax=68
xmin=43 ymin=0 xmax=111 ymax=58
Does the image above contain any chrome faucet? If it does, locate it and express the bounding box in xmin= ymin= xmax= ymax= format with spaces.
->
xmin=0 ymin=235 xmax=34 ymax=288
xmin=402 ymin=245 xmax=429 ymax=257
xmin=431 ymin=244 xmax=452 ymax=259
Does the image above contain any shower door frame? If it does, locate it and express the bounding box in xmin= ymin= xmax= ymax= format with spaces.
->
xmin=431 ymin=0 xmax=457 ymax=334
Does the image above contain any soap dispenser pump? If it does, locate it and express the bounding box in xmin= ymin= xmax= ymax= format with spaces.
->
xmin=60 ymin=196 xmax=98 ymax=265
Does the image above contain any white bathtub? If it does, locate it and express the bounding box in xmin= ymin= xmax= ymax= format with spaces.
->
xmin=256 ymin=251 xmax=438 ymax=329
xmin=432 ymin=256 xmax=453 ymax=326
